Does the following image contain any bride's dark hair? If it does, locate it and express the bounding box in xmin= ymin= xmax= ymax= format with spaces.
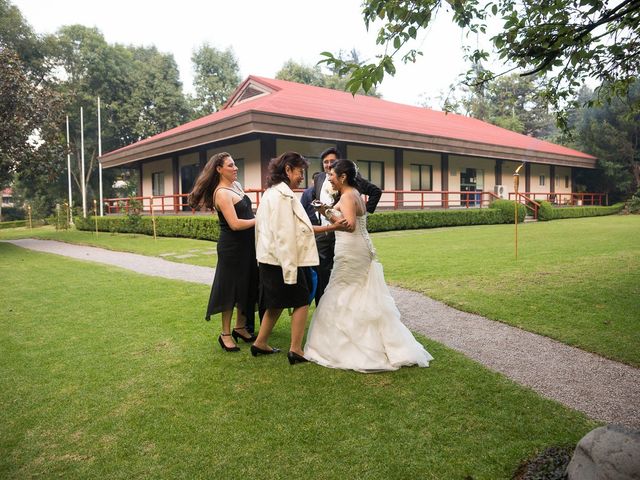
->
xmin=331 ymin=159 xmax=358 ymax=187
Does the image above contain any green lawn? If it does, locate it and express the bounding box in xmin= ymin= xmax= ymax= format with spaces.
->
xmin=374 ymin=215 xmax=640 ymax=367
xmin=0 ymin=243 xmax=597 ymax=479
xmin=3 ymin=215 xmax=638 ymax=366
xmin=0 ymin=225 xmax=218 ymax=267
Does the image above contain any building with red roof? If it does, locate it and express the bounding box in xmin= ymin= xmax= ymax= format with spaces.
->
xmin=100 ymin=76 xmax=597 ymax=212
xmin=2 ymin=188 xmax=14 ymax=208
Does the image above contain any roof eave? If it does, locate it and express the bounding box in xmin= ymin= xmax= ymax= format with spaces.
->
xmin=100 ymin=111 xmax=597 ymax=169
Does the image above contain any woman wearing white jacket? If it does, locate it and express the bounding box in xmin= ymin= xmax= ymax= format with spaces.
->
xmin=252 ymin=151 xmax=345 ymax=365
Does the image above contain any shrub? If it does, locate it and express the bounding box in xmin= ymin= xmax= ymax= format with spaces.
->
xmin=367 ymin=208 xmax=507 ymax=232
xmin=537 ymin=201 xmax=554 ymax=221
xmin=0 ymin=206 xmax=25 ymax=221
xmin=628 ymin=190 xmax=640 ymax=214
xmin=76 ymin=205 xmax=527 ymax=240
xmin=489 ymin=199 xmax=527 ymax=223
xmin=0 ymin=220 xmax=28 ymax=229
xmin=537 ymin=202 xmax=624 ymax=221
xmin=75 ymin=215 xmax=220 ymax=241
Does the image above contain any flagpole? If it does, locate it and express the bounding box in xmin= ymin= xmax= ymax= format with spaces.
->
xmin=66 ymin=115 xmax=73 ymax=224
xmin=81 ymin=106 xmax=86 ymax=218
xmin=98 ymin=97 xmax=103 ymax=216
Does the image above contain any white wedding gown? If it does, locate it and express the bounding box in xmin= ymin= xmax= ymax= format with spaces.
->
xmin=305 ymin=215 xmax=433 ymax=372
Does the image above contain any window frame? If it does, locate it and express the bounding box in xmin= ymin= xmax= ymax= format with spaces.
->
xmin=356 ymin=159 xmax=385 ymax=189
xmin=410 ymin=163 xmax=433 ymax=191
xmin=152 ymin=172 xmax=165 ymax=196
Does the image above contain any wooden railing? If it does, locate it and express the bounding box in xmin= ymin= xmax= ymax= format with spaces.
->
xmin=513 ymin=193 xmax=541 ymax=219
xmin=104 ymin=194 xmax=192 ymax=215
xmin=103 ymin=189 xmax=606 ymax=215
xmin=508 ymin=191 xmax=607 ymax=206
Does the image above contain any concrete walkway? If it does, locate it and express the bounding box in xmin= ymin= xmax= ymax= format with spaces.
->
xmin=5 ymin=238 xmax=640 ymax=428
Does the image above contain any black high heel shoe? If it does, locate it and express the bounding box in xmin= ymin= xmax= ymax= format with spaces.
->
xmin=287 ymin=351 xmax=309 ymax=365
xmin=250 ymin=344 xmax=281 ymax=357
xmin=218 ymin=334 xmax=240 ymax=352
xmin=232 ymin=327 xmax=257 ymax=343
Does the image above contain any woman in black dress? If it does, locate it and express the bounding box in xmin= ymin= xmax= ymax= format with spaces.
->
xmin=189 ymin=152 xmax=259 ymax=352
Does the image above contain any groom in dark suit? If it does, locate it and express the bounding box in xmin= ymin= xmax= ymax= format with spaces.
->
xmin=309 ymin=147 xmax=382 ymax=305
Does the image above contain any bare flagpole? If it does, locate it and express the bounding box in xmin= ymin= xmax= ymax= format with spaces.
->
xmin=81 ymin=106 xmax=87 ymax=218
xmin=66 ymin=115 xmax=73 ymax=224
xmin=98 ymin=97 xmax=103 ymax=216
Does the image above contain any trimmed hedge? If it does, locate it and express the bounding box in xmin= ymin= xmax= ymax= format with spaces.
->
xmin=537 ymin=201 xmax=625 ymax=221
xmin=76 ymin=202 xmax=529 ymax=240
xmin=0 ymin=207 xmax=25 ymax=221
xmin=75 ymin=215 xmax=220 ymax=241
xmin=0 ymin=220 xmax=28 ymax=229
xmin=488 ymin=199 xmax=527 ymax=223
xmin=367 ymin=208 xmax=508 ymax=232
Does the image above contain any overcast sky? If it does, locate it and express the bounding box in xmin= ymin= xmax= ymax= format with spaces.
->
xmin=13 ymin=0 xmax=474 ymax=108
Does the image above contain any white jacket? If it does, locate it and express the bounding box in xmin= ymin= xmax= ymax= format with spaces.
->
xmin=255 ymin=182 xmax=319 ymax=284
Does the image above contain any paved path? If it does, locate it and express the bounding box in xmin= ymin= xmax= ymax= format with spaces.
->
xmin=5 ymin=238 xmax=639 ymax=428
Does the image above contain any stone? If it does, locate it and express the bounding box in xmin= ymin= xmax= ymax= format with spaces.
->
xmin=567 ymin=424 xmax=640 ymax=480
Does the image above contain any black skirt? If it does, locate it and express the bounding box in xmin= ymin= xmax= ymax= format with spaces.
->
xmin=259 ymin=263 xmax=311 ymax=310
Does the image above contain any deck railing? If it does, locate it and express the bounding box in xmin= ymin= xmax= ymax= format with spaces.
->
xmin=508 ymin=191 xmax=607 ymax=206
xmin=103 ymin=190 xmax=606 ymax=215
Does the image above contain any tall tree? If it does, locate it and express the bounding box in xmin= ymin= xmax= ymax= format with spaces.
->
xmin=191 ymin=44 xmax=240 ymax=115
xmin=0 ymin=48 xmax=64 ymax=195
xmin=0 ymin=0 xmax=46 ymax=78
xmin=440 ymin=73 xmax=556 ymax=137
xmin=573 ymin=81 xmax=640 ymax=197
xmin=320 ymin=0 xmax=640 ymax=127
xmin=47 ymin=25 xmax=190 ymax=205
xmin=0 ymin=0 xmax=65 ymax=214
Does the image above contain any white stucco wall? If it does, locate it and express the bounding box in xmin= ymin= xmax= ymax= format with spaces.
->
xmin=207 ymin=140 xmax=262 ymax=190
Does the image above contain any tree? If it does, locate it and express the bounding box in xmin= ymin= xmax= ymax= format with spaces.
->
xmin=0 ymin=48 xmax=65 ymax=195
xmin=573 ymin=80 xmax=640 ymax=197
xmin=320 ymin=0 xmax=640 ymax=127
xmin=440 ymin=73 xmax=556 ymax=137
xmin=46 ymin=25 xmax=190 ymax=206
xmin=1 ymin=0 xmax=65 ymax=212
xmin=0 ymin=0 xmax=47 ymax=78
xmin=276 ymin=60 xmax=327 ymax=87
xmin=191 ymin=44 xmax=241 ymax=115
xmin=277 ymin=54 xmax=381 ymax=97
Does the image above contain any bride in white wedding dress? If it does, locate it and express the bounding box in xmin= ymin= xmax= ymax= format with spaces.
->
xmin=304 ymin=160 xmax=433 ymax=373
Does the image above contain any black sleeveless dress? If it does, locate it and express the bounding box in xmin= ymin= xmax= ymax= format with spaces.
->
xmin=205 ymin=191 xmax=259 ymax=332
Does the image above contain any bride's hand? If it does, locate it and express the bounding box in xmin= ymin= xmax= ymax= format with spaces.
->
xmin=332 ymin=217 xmax=349 ymax=231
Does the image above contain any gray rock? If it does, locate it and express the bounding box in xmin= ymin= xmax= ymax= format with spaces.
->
xmin=567 ymin=424 xmax=640 ymax=480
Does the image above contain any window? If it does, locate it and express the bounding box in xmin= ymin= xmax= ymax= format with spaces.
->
xmin=410 ymin=164 xmax=432 ymax=191
xmin=565 ymin=175 xmax=569 ymax=188
xmin=539 ymin=175 xmax=545 ymax=186
xmin=152 ymin=172 xmax=165 ymax=196
xmin=301 ymin=156 xmax=321 ymax=189
xmin=356 ymin=160 xmax=384 ymax=188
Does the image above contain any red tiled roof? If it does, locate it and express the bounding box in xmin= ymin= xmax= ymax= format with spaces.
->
xmin=102 ymin=75 xmax=595 ymax=161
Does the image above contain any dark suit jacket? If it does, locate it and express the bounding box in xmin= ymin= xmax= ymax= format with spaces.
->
xmin=300 ymin=185 xmax=320 ymax=225
xmin=312 ymin=172 xmax=382 ymax=214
